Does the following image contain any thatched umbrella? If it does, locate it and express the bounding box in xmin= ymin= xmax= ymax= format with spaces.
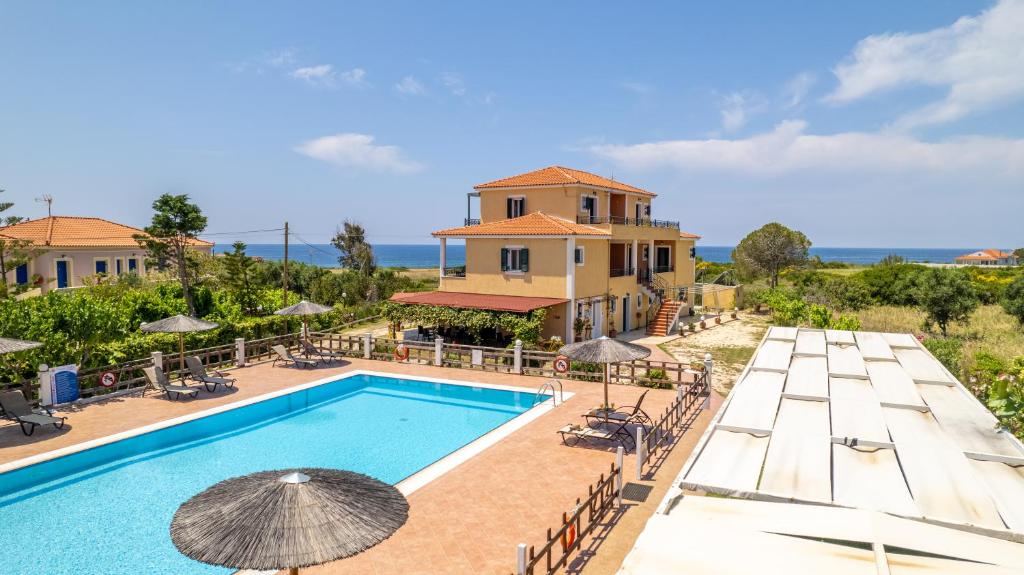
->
xmin=140 ymin=315 xmax=219 ymax=373
xmin=559 ymin=336 xmax=650 ymax=410
xmin=0 ymin=337 xmax=42 ymax=355
xmin=171 ymin=468 xmax=409 ymax=575
xmin=274 ymin=300 xmax=333 ymax=342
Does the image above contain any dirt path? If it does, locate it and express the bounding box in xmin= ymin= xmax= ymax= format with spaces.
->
xmin=659 ymin=313 xmax=769 ymax=395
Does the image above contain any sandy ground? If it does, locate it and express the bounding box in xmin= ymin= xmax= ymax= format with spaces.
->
xmin=658 ymin=313 xmax=769 ymax=394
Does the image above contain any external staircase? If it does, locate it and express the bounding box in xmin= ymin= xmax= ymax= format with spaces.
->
xmin=646 ymin=299 xmax=683 ymax=336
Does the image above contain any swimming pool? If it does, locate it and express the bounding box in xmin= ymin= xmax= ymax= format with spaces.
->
xmin=0 ymin=371 xmax=553 ymax=575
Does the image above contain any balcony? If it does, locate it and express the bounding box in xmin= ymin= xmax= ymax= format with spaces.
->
xmin=442 ymin=266 xmax=466 ymax=278
xmin=610 ymin=267 xmax=635 ymax=278
xmin=654 ymin=264 xmax=674 ymax=273
xmin=464 ymin=218 xmax=481 ymax=226
xmin=577 ymin=215 xmax=679 ymax=229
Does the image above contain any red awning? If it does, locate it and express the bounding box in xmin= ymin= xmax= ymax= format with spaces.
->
xmin=388 ymin=291 xmax=567 ymax=313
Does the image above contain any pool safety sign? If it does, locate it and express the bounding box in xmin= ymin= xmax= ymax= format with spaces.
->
xmin=43 ymin=364 xmax=80 ymax=405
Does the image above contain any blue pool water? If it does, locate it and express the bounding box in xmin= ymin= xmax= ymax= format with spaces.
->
xmin=0 ymin=374 xmax=544 ymax=575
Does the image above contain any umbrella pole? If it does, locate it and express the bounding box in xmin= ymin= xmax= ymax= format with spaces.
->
xmin=179 ymin=334 xmax=185 ymax=380
xmin=604 ymin=363 xmax=610 ymax=418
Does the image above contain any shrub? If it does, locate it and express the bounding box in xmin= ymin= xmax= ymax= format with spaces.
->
xmin=639 ymin=368 xmax=672 ymax=389
xmin=916 ymin=268 xmax=979 ymax=336
xmin=1002 ymin=275 xmax=1024 ymax=327
xmin=922 ymin=337 xmax=963 ymax=377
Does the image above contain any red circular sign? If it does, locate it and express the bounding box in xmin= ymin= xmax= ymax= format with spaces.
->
xmin=99 ymin=371 xmax=118 ymax=388
xmin=553 ymin=355 xmax=570 ymax=374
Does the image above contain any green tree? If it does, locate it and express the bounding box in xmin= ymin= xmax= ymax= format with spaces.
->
xmin=136 ymin=194 xmax=208 ymax=315
xmin=331 ymin=220 xmax=375 ymax=275
xmin=0 ymin=189 xmax=34 ymax=298
xmin=1002 ymin=275 xmax=1024 ymax=327
xmin=220 ymin=242 xmax=259 ymax=315
xmin=1014 ymin=248 xmax=1024 ymax=264
xmin=917 ymin=268 xmax=979 ymax=336
xmin=732 ymin=222 xmax=811 ymax=288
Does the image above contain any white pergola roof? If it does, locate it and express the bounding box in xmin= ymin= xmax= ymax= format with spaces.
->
xmin=680 ymin=327 xmax=1024 ymax=538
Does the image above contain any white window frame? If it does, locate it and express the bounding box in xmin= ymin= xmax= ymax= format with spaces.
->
xmin=127 ymin=257 xmax=140 ymax=273
xmin=503 ymin=245 xmax=526 ymax=275
xmin=115 ymin=257 xmax=125 ymax=275
xmin=508 ymin=195 xmax=526 ymax=218
xmin=655 ymin=245 xmax=672 ymax=268
xmin=637 ymin=294 xmax=642 ymax=309
xmin=574 ymin=246 xmax=585 ymax=266
xmin=580 ymin=194 xmax=598 ymax=218
xmin=93 ymin=257 xmax=111 ymax=275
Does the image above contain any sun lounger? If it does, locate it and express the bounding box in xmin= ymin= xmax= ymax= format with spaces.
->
xmin=272 ymin=345 xmax=318 ymax=369
xmin=0 ymin=390 xmax=67 ymax=436
xmin=583 ymin=389 xmax=654 ymax=430
xmin=558 ymin=416 xmax=637 ymax=450
xmin=143 ymin=366 xmax=199 ymax=400
xmin=300 ymin=340 xmax=347 ymax=363
xmin=185 ymin=356 xmax=236 ymax=392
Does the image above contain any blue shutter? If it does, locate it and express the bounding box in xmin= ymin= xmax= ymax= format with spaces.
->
xmin=520 ymin=248 xmax=529 ymax=272
xmin=500 ymin=248 xmax=509 ymax=271
xmin=15 ymin=264 xmax=28 ymax=285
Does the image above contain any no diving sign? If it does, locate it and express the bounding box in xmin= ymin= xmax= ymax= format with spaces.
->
xmin=99 ymin=371 xmax=118 ymax=388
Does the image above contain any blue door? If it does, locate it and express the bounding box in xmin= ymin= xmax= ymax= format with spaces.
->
xmin=56 ymin=260 xmax=69 ymax=288
xmin=127 ymin=258 xmax=138 ymax=272
xmin=15 ymin=264 xmax=28 ymax=285
xmin=95 ymin=260 xmax=108 ymax=275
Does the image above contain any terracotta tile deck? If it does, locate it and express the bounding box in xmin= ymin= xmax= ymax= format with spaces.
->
xmin=0 ymin=359 xmax=721 ymax=574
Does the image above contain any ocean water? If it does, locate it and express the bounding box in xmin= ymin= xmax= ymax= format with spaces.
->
xmin=213 ymin=243 xmax=984 ymax=268
xmin=0 ymin=374 xmax=544 ymax=575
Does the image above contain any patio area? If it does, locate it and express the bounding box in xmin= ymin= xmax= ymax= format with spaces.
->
xmin=0 ymin=357 xmax=721 ymax=575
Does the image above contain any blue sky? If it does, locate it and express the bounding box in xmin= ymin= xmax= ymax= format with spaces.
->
xmin=1 ymin=0 xmax=1021 ymax=248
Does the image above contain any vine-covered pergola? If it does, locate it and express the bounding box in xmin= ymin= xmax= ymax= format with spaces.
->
xmin=379 ymin=301 xmax=547 ymax=345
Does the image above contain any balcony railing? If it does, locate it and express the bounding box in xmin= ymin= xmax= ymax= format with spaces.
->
xmin=577 ymin=215 xmax=679 ymax=229
xmin=464 ymin=218 xmax=481 ymax=226
xmin=609 ymin=267 xmax=635 ymax=278
xmin=654 ymin=264 xmax=675 ymax=273
xmin=443 ymin=266 xmax=466 ymax=277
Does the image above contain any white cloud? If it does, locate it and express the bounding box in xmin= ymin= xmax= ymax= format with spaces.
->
xmin=394 ymin=75 xmax=425 ymax=95
xmin=719 ymin=92 xmax=766 ymax=132
xmin=340 ymin=68 xmax=369 ymax=88
xmin=294 ymin=133 xmax=422 ymax=173
xmin=825 ymin=0 xmax=1024 ymax=129
xmin=783 ymin=72 xmax=816 ymax=109
xmin=589 ymin=120 xmax=1024 ymax=177
xmin=439 ymin=72 xmax=466 ymax=96
xmin=291 ymin=64 xmax=334 ymax=83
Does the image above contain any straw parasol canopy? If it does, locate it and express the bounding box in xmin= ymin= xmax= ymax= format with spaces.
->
xmin=559 ymin=336 xmax=650 ymax=410
xmin=140 ymin=315 xmax=219 ymax=371
xmin=171 ymin=468 xmax=409 ymax=574
xmin=275 ymin=300 xmax=334 ymax=341
xmin=0 ymin=337 xmax=42 ymax=355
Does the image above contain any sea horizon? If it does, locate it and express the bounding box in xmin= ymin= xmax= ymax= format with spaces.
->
xmin=211 ymin=243 xmax=995 ymax=268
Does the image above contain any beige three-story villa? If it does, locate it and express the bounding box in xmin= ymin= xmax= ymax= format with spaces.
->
xmin=390 ymin=166 xmax=701 ymax=343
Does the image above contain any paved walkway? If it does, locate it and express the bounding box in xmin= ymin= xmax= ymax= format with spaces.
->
xmin=0 ymin=358 xmax=720 ymax=574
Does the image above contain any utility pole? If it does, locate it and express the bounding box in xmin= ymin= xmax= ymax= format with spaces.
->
xmin=283 ymin=221 xmax=290 ymax=308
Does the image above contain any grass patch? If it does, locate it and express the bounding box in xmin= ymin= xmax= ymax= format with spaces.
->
xmin=705 ymin=344 xmax=758 ymax=366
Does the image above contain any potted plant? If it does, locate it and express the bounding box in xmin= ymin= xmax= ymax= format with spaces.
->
xmin=731 ymin=308 xmax=738 ymax=319
xmin=573 ymin=316 xmax=586 ymax=340
xmin=582 ymin=317 xmax=593 ymax=340
xmin=699 ymin=315 xmax=707 ymax=329
xmin=688 ymin=322 xmax=696 ymax=333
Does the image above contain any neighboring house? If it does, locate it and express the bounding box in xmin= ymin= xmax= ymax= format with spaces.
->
xmin=0 ymin=216 xmax=214 ymax=293
xmin=953 ymin=249 xmax=1018 ymax=266
xmin=390 ymin=166 xmax=700 ymax=343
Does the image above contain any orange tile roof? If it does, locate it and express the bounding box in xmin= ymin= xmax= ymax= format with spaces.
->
xmin=475 ymin=166 xmax=655 ymax=197
xmin=679 ymin=231 xmax=702 ymax=239
xmin=432 ymin=212 xmax=611 ymax=238
xmin=956 ymin=249 xmax=1014 ymax=261
xmin=0 ymin=216 xmax=214 ymax=248
xmin=389 ymin=291 xmax=567 ymax=313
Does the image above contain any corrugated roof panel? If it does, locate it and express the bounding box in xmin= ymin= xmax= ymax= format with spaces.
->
xmin=832 ymin=445 xmax=918 ymax=516
xmin=827 ymin=343 xmax=867 ymax=378
xmin=794 ymin=330 xmax=827 ymax=356
xmin=882 ymin=333 xmax=920 ymax=349
xmin=830 ymin=377 xmax=891 ymax=443
xmin=883 ymin=407 xmax=1006 ymax=529
xmin=719 ymin=371 xmax=785 ymax=430
xmin=772 ymin=398 xmax=830 ymax=436
xmin=752 ymin=340 xmax=794 ymax=372
xmin=683 ymin=429 xmax=769 ymax=493
xmin=895 ymin=348 xmax=956 ymax=384
xmin=969 ymin=459 xmax=1024 ymax=532
xmin=825 ymin=329 xmax=856 ymax=344
xmin=767 ymin=326 xmax=798 ymax=341
xmin=917 ymin=384 xmax=1020 ymax=456
xmin=867 ymin=361 xmax=926 ymax=408
xmin=854 ymin=331 xmax=896 ymax=360
xmin=784 ymin=356 xmax=829 ymax=398
xmin=760 ymin=433 xmax=832 ymax=502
